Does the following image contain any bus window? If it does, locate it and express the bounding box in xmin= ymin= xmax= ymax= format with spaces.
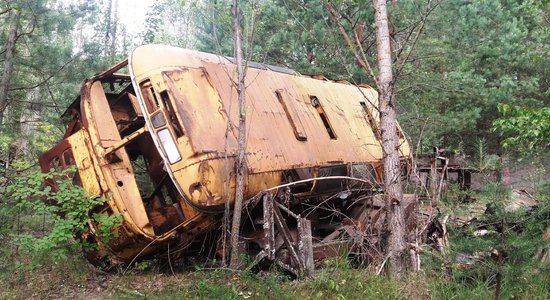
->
xmin=160 ymin=90 xmax=184 ymax=138
xmin=310 ymin=96 xmax=337 ymax=140
xmin=139 ymin=80 xmax=160 ymax=113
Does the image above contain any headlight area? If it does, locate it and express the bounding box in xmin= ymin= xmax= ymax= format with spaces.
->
xmin=157 ymin=128 xmax=181 ymax=164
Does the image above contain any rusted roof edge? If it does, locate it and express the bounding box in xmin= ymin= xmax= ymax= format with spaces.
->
xmin=61 ymin=60 xmax=130 ymax=118
xmin=223 ymin=55 xmax=299 ymax=76
xmin=90 ymin=59 xmax=129 ymax=81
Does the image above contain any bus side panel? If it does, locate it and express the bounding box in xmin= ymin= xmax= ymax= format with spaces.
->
xmin=67 ymin=130 xmax=102 ymax=196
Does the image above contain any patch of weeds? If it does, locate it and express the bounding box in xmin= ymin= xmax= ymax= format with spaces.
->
xmin=425 ymin=181 xmax=550 ymax=299
xmin=427 ymin=275 xmax=493 ymax=300
xmin=288 ymin=263 xmax=405 ymax=300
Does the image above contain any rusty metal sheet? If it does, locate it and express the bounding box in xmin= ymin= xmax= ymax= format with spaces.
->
xmin=67 ymin=130 xmax=101 ymax=196
xmin=161 ymin=68 xmax=237 ymax=154
xmin=81 ymin=80 xmax=153 ymax=236
xmin=128 ymin=45 xmax=410 ymax=209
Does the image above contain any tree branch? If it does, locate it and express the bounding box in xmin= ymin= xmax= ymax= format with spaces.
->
xmin=8 ymin=54 xmax=80 ymax=92
xmin=324 ymin=0 xmax=381 ymax=89
xmin=354 ymin=24 xmax=379 ymax=87
xmin=394 ymin=0 xmax=442 ymax=82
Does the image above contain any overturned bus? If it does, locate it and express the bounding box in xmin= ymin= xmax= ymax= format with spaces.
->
xmin=39 ymin=45 xmax=414 ymax=275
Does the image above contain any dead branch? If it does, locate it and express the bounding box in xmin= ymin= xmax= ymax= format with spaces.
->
xmin=229 ymin=0 xmax=248 ymax=270
xmin=0 ymin=8 xmax=12 ymax=16
xmin=324 ymin=0 xmax=380 ymax=89
xmin=438 ymin=214 xmax=449 ymax=254
xmin=353 ymin=25 xmax=379 ymax=87
xmin=394 ymin=0 xmax=442 ymax=81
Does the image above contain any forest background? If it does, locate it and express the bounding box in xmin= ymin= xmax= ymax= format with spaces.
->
xmin=0 ymin=0 xmax=549 ymax=299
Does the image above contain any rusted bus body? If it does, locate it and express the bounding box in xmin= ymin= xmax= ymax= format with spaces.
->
xmin=39 ymin=45 xmax=412 ymax=270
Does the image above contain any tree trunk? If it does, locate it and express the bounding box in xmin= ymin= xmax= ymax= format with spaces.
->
xmin=0 ymin=8 xmax=22 ymax=124
xmin=103 ymin=0 xmax=112 ymax=58
xmin=229 ymin=0 xmax=247 ymax=269
xmin=109 ymin=0 xmax=118 ymax=63
xmin=15 ymin=85 xmax=41 ymax=158
xmin=373 ymin=0 xmax=409 ymax=278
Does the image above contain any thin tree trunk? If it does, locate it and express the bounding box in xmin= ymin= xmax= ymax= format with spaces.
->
xmin=15 ymin=86 xmax=40 ymax=158
xmin=218 ymin=0 xmax=230 ymax=267
xmin=0 ymin=8 xmax=22 ymax=124
xmin=373 ymin=0 xmax=408 ymax=278
xmin=103 ymin=0 xmax=112 ymax=57
xmin=109 ymin=0 xmax=118 ymax=63
xmin=229 ymin=0 xmax=247 ymax=269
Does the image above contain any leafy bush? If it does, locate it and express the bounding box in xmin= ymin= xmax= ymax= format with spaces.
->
xmin=0 ymin=164 xmax=120 ymax=266
xmin=492 ymin=103 xmax=550 ymax=154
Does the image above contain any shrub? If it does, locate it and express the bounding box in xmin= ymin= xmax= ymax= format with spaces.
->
xmin=0 ymin=164 xmax=120 ymax=267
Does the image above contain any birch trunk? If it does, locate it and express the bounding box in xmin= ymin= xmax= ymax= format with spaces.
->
xmin=0 ymin=8 xmax=22 ymax=124
xmin=373 ymin=0 xmax=409 ymax=277
xmin=109 ymin=0 xmax=118 ymax=63
xmin=103 ymin=0 xmax=112 ymax=57
xmin=229 ymin=0 xmax=247 ymax=269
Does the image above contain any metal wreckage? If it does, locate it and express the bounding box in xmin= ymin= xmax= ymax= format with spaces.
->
xmin=39 ymin=45 xmax=419 ymax=276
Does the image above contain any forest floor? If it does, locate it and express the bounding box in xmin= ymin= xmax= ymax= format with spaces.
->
xmin=0 ymin=259 xmax=440 ymax=300
xmin=1 ymin=250 xmax=548 ymax=300
xmin=1 ymin=159 xmax=549 ymax=300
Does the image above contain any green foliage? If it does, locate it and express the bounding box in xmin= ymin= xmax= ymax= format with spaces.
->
xmin=397 ymin=0 xmax=550 ymax=153
xmin=0 ymin=132 xmax=13 ymax=154
xmin=424 ymin=183 xmax=550 ymax=299
xmin=31 ymin=122 xmax=63 ymax=154
xmin=92 ymin=211 xmax=123 ymax=244
xmin=471 ymin=138 xmax=501 ymax=174
xmin=191 ymin=0 xmax=233 ymax=55
xmin=492 ymin=103 xmax=550 ymax=153
xmin=0 ymin=0 xmax=115 ymax=163
xmin=108 ymin=267 xmax=407 ymax=300
xmin=1 ymin=165 xmax=120 ymax=266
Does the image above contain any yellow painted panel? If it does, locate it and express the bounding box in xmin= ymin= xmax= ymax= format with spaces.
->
xmin=82 ymin=81 xmax=154 ymax=237
xmin=129 ymin=45 xmax=411 ymax=210
xmin=68 ymin=130 xmax=101 ymax=196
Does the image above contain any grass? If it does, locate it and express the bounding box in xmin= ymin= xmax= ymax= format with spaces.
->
xmin=100 ymin=266 xmax=410 ymax=300
xmin=0 ymin=248 xmax=548 ymax=299
xmin=0 ymin=255 xmax=412 ymax=300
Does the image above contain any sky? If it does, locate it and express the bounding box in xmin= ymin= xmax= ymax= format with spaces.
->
xmin=115 ymin=0 xmax=152 ymax=39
